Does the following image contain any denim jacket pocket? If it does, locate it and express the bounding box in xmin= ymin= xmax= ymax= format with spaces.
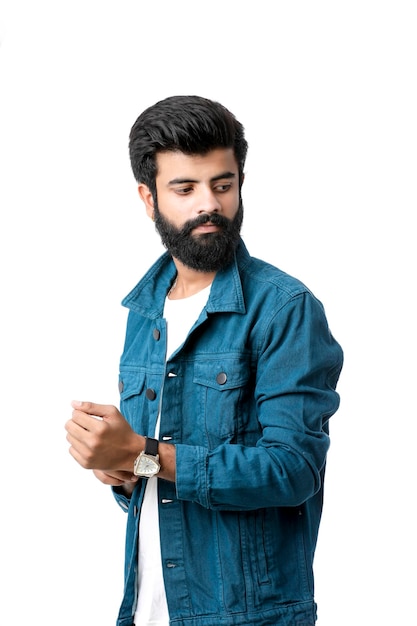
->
xmin=193 ymin=357 xmax=253 ymax=447
xmin=118 ymin=367 xmax=147 ymax=431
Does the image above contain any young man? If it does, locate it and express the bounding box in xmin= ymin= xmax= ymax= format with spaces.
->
xmin=66 ymin=95 xmax=343 ymax=626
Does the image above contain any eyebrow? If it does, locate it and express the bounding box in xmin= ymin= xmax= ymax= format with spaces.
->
xmin=167 ymin=171 xmax=237 ymax=186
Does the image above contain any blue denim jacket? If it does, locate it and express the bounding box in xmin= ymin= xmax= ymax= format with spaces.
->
xmin=113 ymin=239 xmax=343 ymax=626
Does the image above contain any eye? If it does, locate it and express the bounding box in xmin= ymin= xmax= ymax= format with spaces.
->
xmin=214 ymin=182 xmax=233 ymax=193
xmin=174 ymin=185 xmax=193 ymax=195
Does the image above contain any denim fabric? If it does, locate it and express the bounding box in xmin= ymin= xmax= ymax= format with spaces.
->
xmin=113 ymin=239 xmax=343 ymax=625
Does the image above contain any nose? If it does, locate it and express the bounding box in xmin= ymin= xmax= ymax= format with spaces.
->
xmin=196 ymin=186 xmax=221 ymax=214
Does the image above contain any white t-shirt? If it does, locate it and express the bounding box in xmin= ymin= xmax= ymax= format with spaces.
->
xmin=134 ymin=285 xmax=211 ymax=626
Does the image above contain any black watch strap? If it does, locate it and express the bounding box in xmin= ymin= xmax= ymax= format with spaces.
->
xmin=144 ymin=436 xmax=159 ymax=456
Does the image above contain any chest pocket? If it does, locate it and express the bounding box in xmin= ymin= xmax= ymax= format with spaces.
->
xmin=192 ymin=357 xmax=254 ymax=448
xmin=118 ymin=368 xmax=147 ymax=431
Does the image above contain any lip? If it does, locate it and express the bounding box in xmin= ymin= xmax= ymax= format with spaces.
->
xmin=193 ymin=223 xmax=220 ymax=234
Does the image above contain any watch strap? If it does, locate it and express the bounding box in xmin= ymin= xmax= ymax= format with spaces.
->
xmin=144 ymin=436 xmax=159 ymax=457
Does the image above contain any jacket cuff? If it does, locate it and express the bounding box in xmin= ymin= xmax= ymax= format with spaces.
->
xmin=175 ymin=444 xmax=209 ymax=508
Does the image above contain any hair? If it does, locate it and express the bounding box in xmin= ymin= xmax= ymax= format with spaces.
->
xmin=128 ymin=95 xmax=248 ymax=198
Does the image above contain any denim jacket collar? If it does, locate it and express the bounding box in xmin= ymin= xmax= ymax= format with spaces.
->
xmin=121 ymin=238 xmax=249 ymax=318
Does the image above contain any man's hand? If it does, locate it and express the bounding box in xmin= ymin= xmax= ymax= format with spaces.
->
xmin=65 ymin=401 xmax=143 ymax=473
xmin=92 ymin=469 xmax=138 ymax=496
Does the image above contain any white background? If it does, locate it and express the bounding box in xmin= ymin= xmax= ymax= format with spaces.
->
xmin=0 ymin=1 xmax=415 ymax=624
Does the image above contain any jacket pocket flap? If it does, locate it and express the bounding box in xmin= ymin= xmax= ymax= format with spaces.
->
xmin=193 ymin=359 xmax=250 ymax=390
xmin=118 ymin=369 xmax=146 ymax=400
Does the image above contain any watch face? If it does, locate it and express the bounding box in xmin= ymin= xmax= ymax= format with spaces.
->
xmin=134 ymin=453 xmax=160 ymax=477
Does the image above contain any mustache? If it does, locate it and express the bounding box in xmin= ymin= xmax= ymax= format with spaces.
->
xmin=182 ymin=212 xmax=230 ymax=235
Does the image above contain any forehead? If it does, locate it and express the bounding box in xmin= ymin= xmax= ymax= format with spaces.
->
xmin=155 ymin=148 xmax=238 ymax=181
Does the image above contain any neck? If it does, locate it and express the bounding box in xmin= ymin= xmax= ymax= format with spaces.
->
xmin=168 ymin=259 xmax=215 ymax=300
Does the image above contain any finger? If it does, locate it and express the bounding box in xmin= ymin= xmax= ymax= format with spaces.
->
xmin=67 ymin=439 xmax=94 ymax=469
xmin=98 ymin=469 xmax=138 ymax=483
xmin=65 ymin=418 xmax=90 ymax=441
xmin=71 ymin=400 xmax=118 ymax=421
xmin=93 ymin=470 xmax=125 ymax=486
xmin=93 ymin=469 xmax=138 ymax=486
xmin=66 ymin=410 xmax=101 ymax=437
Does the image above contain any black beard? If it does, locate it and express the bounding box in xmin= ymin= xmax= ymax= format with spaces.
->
xmin=153 ymin=200 xmax=243 ymax=272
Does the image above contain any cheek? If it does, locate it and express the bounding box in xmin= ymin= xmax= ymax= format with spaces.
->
xmin=158 ymin=193 xmax=194 ymax=222
xmin=223 ymin=192 xmax=241 ymax=217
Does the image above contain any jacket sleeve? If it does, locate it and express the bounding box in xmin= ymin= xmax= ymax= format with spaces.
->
xmin=175 ymin=292 xmax=343 ymax=511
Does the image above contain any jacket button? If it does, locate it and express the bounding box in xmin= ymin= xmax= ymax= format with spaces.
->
xmin=216 ymin=372 xmax=227 ymax=385
xmin=153 ymin=328 xmax=160 ymax=340
xmin=118 ymin=380 xmax=124 ymax=393
xmin=146 ymin=388 xmax=157 ymax=401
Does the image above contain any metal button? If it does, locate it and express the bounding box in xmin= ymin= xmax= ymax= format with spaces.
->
xmin=118 ymin=380 xmax=124 ymax=393
xmin=145 ymin=388 xmax=157 ymax=401
xmin=216 ymin=372 xmax=227 ymax=385
xmin=153 ymin=328 xmax=160 ymax=340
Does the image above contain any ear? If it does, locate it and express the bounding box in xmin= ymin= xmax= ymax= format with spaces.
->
xmin=138 ymin=184 xmax=155 ymax=220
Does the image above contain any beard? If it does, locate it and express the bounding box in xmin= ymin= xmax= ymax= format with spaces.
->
xmin=153 ymin=199 xmax=243 ymax=272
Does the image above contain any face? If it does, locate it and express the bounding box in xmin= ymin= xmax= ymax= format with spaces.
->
xmin=138 ymin=148 xmax=243 ymax=272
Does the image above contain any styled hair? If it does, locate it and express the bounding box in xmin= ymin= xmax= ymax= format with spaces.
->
xmin=128 ymin=95 xmax=248 ymax=197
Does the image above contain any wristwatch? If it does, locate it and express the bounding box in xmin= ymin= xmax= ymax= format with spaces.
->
xmin=133 ymin=437 xmax=161 ymax=478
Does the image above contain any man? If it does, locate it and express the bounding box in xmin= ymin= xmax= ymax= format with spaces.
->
xmin=66 ymin=95 xmax=343 ymax=626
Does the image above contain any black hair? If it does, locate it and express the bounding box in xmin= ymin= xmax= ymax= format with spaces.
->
xmin=128 ymin=95 xmax=248 ymax=198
